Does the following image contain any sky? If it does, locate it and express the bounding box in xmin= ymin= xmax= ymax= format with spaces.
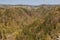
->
xmin=0 ymin=0 xmax=60 ymax=5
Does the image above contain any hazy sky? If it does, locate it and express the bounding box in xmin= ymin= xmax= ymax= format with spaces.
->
xmin=0 ymin=0 xmax=60 ymax=5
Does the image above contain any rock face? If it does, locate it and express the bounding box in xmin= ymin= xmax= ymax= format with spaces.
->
xmin=0 ymin=5 xmax=60 ymax=40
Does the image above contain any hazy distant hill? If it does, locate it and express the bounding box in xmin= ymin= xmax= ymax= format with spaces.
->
xmin=0 ymin=5 xmax=60 ymax=40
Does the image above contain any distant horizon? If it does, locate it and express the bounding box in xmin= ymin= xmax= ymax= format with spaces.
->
xmin=0 ymin=4 xmax=60 ymax=5
xmin=0 ymin=0 xmax=60 ymax=5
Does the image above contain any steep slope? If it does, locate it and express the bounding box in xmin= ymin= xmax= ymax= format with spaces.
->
xmin=0 ymin=5 xmax=60 ymax=40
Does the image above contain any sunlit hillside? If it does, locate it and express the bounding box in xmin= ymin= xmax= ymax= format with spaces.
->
xmin=0 ymin=5 xmax=60 ymax=40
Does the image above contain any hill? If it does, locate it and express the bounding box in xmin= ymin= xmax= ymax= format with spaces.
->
xmin=0 ymin=5 xmax=60 ymax=40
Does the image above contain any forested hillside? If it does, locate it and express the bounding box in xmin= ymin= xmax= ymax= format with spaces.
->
xmin=0 ymin=5 xmax=60 ymax=40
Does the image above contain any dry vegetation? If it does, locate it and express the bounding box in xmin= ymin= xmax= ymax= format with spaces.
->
xmin=0 ymin=5 xmax=60 ymax=40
